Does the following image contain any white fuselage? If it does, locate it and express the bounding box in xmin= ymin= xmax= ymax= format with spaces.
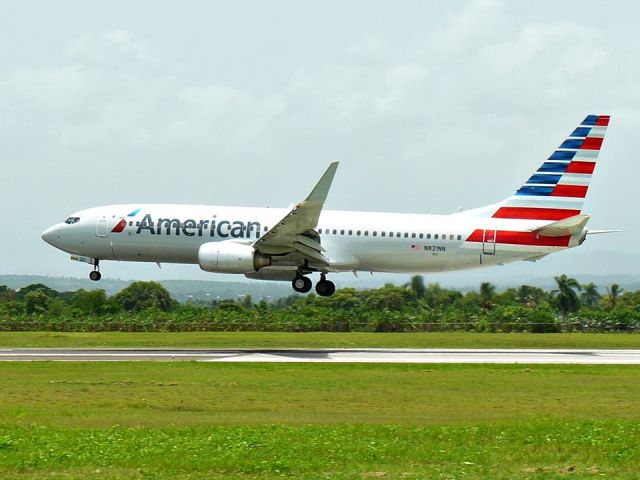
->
xmin=42 ymin=203 xmax=581 ymax=277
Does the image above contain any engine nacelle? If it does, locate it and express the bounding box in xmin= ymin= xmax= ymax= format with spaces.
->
xmin=198 ymin=241 xmax=271 ymax=274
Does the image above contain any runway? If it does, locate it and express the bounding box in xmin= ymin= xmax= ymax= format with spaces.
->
xmin=1 ymin=348 xmax=640 ymax=364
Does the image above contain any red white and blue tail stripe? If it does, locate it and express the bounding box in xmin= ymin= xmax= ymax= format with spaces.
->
xmin=461 ymin=115 xmax=609 ymax=221
xmin=493 ymin=115 xmax=609 ymax=220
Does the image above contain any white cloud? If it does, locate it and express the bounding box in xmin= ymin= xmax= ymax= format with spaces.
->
xmin=65 ymin=30 xmax=156 ymax=66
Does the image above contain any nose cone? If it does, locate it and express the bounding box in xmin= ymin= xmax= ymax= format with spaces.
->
xmin=41 ymin=225 xmax=61 ymax=247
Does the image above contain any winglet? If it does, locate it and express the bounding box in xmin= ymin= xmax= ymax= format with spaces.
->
xmin=305 ymin=162 xmax=339 ymax=205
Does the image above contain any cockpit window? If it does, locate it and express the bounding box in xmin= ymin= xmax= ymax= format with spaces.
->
xmin=65 ymin=217 xmax=80 ymax=224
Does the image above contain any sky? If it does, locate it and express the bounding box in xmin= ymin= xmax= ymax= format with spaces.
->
xmin=1 ymin=0 xmax=639 ymax=283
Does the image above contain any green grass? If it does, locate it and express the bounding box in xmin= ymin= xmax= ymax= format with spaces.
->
xmin=1 ymin=421 xmax=639 ymax=479
xmin=1 ymin=362 xmax=640 ymax=478
xmin=1 ymin=331 xmax=640 ymax=349
xmin=4 ymin=363 xmax=640 ymax=427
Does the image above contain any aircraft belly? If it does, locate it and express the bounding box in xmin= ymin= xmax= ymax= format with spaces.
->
xmin=340 ymin=241 xmax=481 ymax=273
xmin=111 ymin=235 xmax=199 ymax=264
xmin=76 ymin=238 xmax=116 ymax=260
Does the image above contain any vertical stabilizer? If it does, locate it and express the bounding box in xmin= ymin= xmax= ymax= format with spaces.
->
xmin=460 ymin=115 xmax=610 ymax=220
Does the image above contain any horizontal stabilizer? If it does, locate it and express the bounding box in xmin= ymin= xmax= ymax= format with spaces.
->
xmin=531 ymin=214 xmax=591 ymax=237
xmin=586 ymin=229 xmax=622 ymax=235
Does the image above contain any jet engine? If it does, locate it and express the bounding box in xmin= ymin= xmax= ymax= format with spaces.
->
xmin=198 ymin=241 xmax=271 ymax=274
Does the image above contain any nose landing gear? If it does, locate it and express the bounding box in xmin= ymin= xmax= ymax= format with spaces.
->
xmin=89 ymin=260 xmax=102 ymax=281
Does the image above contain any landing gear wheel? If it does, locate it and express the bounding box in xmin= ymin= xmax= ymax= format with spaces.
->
xmin=315 ymin=279 xmax=336 ymax=297
xmin=89 ymin=270 xmax=102 ymax=281
xmin=292 ymin=275 xmax=312 ymax=293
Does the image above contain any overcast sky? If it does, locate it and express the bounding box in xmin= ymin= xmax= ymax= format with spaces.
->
xmin=2 ymin=0 xmax=639 ymax=282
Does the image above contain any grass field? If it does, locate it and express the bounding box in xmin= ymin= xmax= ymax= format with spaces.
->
xmin=1 ymin=331 xmax=640 ymax=349
xmin=1 ymin=362 xmax=640 ymax=478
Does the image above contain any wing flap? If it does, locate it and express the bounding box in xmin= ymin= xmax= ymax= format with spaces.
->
xmin=295 ymin=234 xmax=326 ymax=253
xmin=293 ymin=242 xmax=329 ymax=264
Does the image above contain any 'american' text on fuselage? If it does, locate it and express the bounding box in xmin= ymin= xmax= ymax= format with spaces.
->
xmin=135 ymin=214 xmax=262 ymax=239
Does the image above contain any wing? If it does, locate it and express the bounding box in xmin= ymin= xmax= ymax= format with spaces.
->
xmin=253 ymin=162 xmax=338 ymax=265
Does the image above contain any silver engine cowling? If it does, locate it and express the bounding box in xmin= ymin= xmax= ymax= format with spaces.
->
xmin=198 ymin=241 xmax=271 ymax=274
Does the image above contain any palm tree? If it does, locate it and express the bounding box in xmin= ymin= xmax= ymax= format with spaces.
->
xmin=605 ymin=284 xmax=623 ymax=311
xmin=552 ymin=274 xmax=582 ymax=326
xmin=479 ymin=282 xmax=496 ymax=310
xmin=409 ymin=275 xmax=426 ymax=298
xmin=580 ymin=282 xmax=601 ymax=309
xmin=515 ymin=285 xmax=546 ymax=307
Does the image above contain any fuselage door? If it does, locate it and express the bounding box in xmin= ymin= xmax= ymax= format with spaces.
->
xmin=96 ymin=216 xmax=109 ymax=237
xmin=482 ymin=229 xmax=496 ymax=255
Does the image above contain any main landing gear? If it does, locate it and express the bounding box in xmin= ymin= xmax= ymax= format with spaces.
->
xmin=292 ymin=275 xmax=312 ymax=293
xmin=291 ymin=273 xmax=335 ymax=296
xmin=89 ymin=260 xmax=102 ymax=281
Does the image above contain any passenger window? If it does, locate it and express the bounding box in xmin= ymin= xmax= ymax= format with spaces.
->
xmin=419 ymin=233 xmax=424 ymax=239
xmin=404 ymin=233 xmax=408 ymax=238
xmin=333 ymin=229 xmax=337 ymax=234
xmin=457 ymin=234 xmax=462 ymax=241
xmin=396 ymin=233 xmax=401 ymax=238
xmin=349 ymin=230 xmax=353 ymax=235
xmin=373 ymin=231 xmax=377 ymax=237
xmin=357 ymin=230 xmax=361 ymax=236
xmin=411 ymin=233 xmax=416 ymax=238
xmin=434 ymin=234 xmax=439 ymax=239
xmin=449 ymin=234 xmax=454 ymax=240
xmin=381 ymin=232 xmax=386 ymax=237
xmin=340 ymin=229 xmax=345 ymax=235
xmin=364 ymin=231 xmax=368 ymax=236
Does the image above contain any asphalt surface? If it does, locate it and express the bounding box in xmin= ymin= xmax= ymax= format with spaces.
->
xmin=1 ymin=348 xmax=640 ymax=364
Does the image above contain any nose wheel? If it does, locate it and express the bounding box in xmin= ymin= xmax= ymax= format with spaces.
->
xmin=89 ymin=260 xmax=102 ymax=281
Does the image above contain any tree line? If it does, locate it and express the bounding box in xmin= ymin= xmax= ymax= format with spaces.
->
xmin=0 ymin=275 xmax=638 ymax=333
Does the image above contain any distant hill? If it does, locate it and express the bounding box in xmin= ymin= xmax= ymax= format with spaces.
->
xmin=2 ymin=269 xmax=640 ymax=303
xmin=0 ymin=275 xmax=294 ymax=302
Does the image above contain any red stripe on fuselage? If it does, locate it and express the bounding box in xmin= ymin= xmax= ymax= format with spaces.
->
xmin=466 ymin=229 xmax=571 ymax=247
xmin=551 ymin=184 xmax=588 ymax=198
xmin=466 ymin=229 xmax=484 ymax=242
xmin=492 ymin=207 xmax=580 ymax=220
xmin=565 ymin=161 xmax=595 ymax=174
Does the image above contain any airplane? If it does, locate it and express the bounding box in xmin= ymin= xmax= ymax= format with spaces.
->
xmin=42 ymin=115 xmax=613 ymax=297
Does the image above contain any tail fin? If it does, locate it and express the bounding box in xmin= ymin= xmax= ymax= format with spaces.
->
xmin=461 ymin=115 xmax=610 ymax=220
